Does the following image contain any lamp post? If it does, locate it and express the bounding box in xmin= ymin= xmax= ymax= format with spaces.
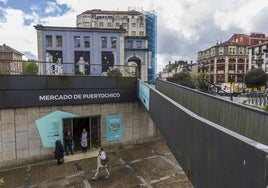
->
xmin=229 ymin=75 xmax=234 ymax=101
xmin=200 ymin=61 xmax=206 ymax=91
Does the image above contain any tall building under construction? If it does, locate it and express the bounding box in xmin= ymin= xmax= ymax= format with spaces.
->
xmin=76 ymin=9 xmax=157 ymax=84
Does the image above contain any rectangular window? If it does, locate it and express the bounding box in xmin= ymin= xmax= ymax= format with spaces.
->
xmin=56 ymin=36 xmax=62 ymax=47
xmin=140 ymin=23 xmax=144 ymax=27
xmin=74 ymin=36 xmax=80 ymax=47
xmin=111 ymin=37 xmax=117 ymax=48
xmin=131 ymin=31 xmax=136 ymax=36
xmin=101 ymin=37 xmax=107 ymax=48
xmin=219 ymin=47 xmax=224 ymax=54
xmin=137 ymin=41 xmax=142 ymax=48
xmin=127 ymin=40 xmax=133 ymax=48
xmin=131 ymin=23 xmax=136 ymax=27
xmin=108 ymin=22 xmax=112 ymax=27
xmin=84 ymin=36 xmax=90 ymax=48
xmin=46 ymin=35 xmax=52 ymax=47
xmin=139 ymin=31 xmax=144 ymax=36
xmin=99 ymin=22 xmax=104 ymax=27
xmin=239 ymin=47 xmax=243 ymax=54
xmin=115 ymin=23 xmax=120 ymax=27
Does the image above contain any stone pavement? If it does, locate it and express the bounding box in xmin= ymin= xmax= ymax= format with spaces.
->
xmin=0 ymin=139 xmax=193 ymax=188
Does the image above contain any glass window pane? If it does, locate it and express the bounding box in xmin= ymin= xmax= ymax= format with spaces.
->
xmin=101 ymin=37 xmax=107 ymax=48
xmin=127 ymin=40 xmax=133 ymax=48
xmin=56 ymin=36 xmax=62 ymax=47
xmin=74 ymin=36 xmax=80 ymax=47
xmin=131 ymin=31 xmax=136 ymax=36
xmin=46 ymin=35 xmax=52 ymax=47
xmin=111 ymin=37 xmax=116 ymax=48
xmin=137 ymin=41 xmax=142 ymax=48
xmin=84 ymin=36 xmax=90 ymax=48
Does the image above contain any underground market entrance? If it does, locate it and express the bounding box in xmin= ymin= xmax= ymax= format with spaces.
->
xmin=63 ymin=116 xmax=101 ymax=151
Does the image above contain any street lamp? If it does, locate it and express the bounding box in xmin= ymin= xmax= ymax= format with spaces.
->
xmin=200 ymin=61 xmax=207 ymax=91
xmin=229 ymin=75 xmax=234 ymax=101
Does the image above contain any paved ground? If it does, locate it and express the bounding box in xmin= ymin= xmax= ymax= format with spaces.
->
xmin=0 ymin=138 xmax=193 ymax=188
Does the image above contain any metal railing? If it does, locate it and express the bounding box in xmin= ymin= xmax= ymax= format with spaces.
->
xmin=246 ymin=92 xmax=268 ymax=106
xmin=0 ymin=59 xmax=138 ymax=77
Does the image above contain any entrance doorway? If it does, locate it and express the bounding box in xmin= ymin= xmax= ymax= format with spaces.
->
xmin=62 ymin=116 xmax=101 ymax=152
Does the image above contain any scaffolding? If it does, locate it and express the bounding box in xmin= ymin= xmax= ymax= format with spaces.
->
xmin=145 ymin=11 xmax=157 ymax=84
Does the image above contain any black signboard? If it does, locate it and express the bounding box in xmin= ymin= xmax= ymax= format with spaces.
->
xmin=0 ymin=76 xmax=138 ymax=109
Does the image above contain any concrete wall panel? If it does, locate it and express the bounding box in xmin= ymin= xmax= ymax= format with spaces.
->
xmin=3 ymin=142 xmax=16 ymax=160
xmin=156 ymin=80 xmax=268 ymax=146
xmin=149 ymin=81 xmax=268 ymax=188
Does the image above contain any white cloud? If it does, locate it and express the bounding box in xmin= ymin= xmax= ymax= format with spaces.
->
xmin=1 ymin=0 xmax=268 ymax=69
xmin=0 ymin=8 xmax=37 ymax=57
xmin=45 ymin=2 xmax=62 ymax=14
xmin=213 ymin=1 xmax=268 ymax=32
xmin=0 ymin=0 xmax=7 ymax=4
xmin=42 ymin=10 xmax=76 ymax=27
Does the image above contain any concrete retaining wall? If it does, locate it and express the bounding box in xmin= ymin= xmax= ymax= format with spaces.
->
xmin=0 ymin=102 xmax=156 ymax=166
xmin=155 ymin=80 xmax=268 ymax=145
xmin=148 ymin=82 xmax=268 ymax=188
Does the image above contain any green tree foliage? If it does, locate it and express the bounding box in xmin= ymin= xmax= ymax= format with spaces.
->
xmin=22 ymin=62 xmax=38 ymax=75
xmin=167 ymin=72 xmax=194 ymax=88
xmin=0 ymin=177 xmax=4 ymax=185
xmin=196 ymin=72 xmax=209 ymax=90
xmin=244 ymin=68 xmax=267 ymax=90
xmin=107 ymin=68 xmax=122 ymax=77
xmin=189 ymin=72 xmax=209 ymax=90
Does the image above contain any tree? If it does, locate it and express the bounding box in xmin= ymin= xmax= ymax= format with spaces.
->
xmin=22 ymin=62 xmax=38 ymax=75
xmin=107 ymin=68 xmax=122 ymax=77
xmin=244 ymin=68 xmax=267 ymax=90
xmin=167 ymin=72 xmax=194 ymax=87
xmin=189 ymin=72 xmax=209 ymax=91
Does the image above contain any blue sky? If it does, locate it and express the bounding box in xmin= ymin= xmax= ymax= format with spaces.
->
xmin=0 ymin=0 xmax=268 ymax=71
xmin=0 ymin=0 xmax=69 ymax=16
xmin=0 ymin=0 xmax=70 ymax=25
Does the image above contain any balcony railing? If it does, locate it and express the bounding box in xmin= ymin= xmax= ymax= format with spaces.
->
xmin=0 ymin=59 xmax=138 ymax=77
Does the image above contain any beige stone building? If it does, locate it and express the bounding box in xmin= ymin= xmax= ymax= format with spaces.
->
xmin=248 ymin=41 xmax=268 ymax=73
xmin=76 ymin=9 xmax=146 ymax=37
xmin=197 ymin=33 xmax=268 ymax=86
xmin=0 ymin=44 xmax=23 ymax=74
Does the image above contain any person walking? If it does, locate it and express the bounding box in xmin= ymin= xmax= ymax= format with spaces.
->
xmin=65 ymin=130 xmax=74 ymax=155
xmin=92 ymin=147 xmax=110 ymax=180
xmin=80 ymin=128 xmax=90 ymax=153
xmin=54 ymin=140 xmax=64 ymax=165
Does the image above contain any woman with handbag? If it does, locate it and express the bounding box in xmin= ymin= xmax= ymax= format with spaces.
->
xmin=92 ymin=147 xmax=110 ymax=180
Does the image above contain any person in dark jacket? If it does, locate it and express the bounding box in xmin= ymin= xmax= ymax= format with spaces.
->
xmin=65 ymin=130 xmax=74 ymax=155
xmin=54 ymin=140 xmax=64 ymax=165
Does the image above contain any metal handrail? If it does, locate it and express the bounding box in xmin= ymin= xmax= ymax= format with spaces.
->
xmin=0 ymin=59 xmax=138 ymax=77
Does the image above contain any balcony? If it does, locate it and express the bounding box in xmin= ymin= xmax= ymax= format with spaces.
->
xmin=217 ymin=70 xmax=225 ymax=74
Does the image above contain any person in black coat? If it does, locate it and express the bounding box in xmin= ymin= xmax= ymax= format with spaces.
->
xmin=65 ymin=130 xmax=74 ymax=155
xmin=54 ymin=140 xmax=64 ymax=165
